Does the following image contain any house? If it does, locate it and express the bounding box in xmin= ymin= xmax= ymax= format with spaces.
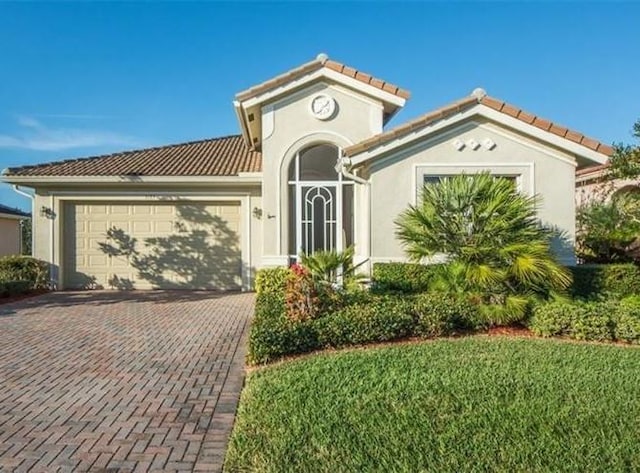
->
xmin=0 ymin=54 xmax=612 ymax=291
xmin=0 ymin=204 xmax=29 ymax=257
xmin=576 ymin=163 xmax=639 ymax=206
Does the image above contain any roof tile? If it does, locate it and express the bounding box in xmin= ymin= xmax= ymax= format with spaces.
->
xmin=3 ymin=135 xmax=262 ymax=177
xmin=533 ymin=117 xmax=552 ymax=131
xmin=344 ymin=93 xmax=613 ymax=158
xmin=236 ymin=56 xmax=410 ymax=102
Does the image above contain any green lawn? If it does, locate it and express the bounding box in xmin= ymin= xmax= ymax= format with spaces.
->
xmin=225 ymin=337 xmax=640 ymax=473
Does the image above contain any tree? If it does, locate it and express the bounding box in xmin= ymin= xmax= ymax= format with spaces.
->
xmin=607 ymin=118 xmax=640 ymax=180
xmin=577 ymin=193 xmax=640 ymax=263
xmin=395 ymin=173 xmax=571 ymax=325
xmin=576 ymin=117 xmax=640 ymax=263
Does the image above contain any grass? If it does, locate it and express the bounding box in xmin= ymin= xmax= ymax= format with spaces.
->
xmin=225 ymin=337 xmax=640 ymax=473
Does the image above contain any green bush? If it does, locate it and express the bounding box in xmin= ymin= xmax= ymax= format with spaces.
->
xmin=529 ymin=302 xmax=579 ymax=337
xmin=248 ymin=293 xmax=319 ymax=364
xmin=570 ymin=264 xmax=640 ymax=300
xmin=613 ymin=298 xmax=640 ymax=344
xmin=529 ymin=300 xmax=631 ymax=343
xmin=315 ymin=297 xmax=414 ymax=348
xmin=0 ymin=256 xmax=49 ymax=289
xmin=0 ymin=280 xmax=32 ymax=298
xmin=572 ymin=303 xmax=615 ymax=342
xmin=411 ymin=293 xmax=478 ymax=337
xmin=372 ymin=262 xmax=438 ymax=293
xmin=255 ymin=267 xmax=292 ymax=298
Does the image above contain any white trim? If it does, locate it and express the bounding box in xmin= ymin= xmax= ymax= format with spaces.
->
xmin=276 ymin=131 xmax=354 ymax=255
xmin=0 ymin=212 xmax=27 ymax=220
xmin=1 ymin=175 xmax=263 ymax=185
xmin=233 ymin=100 xmax=252 ymax=148
xmin=475 ymin=121 xmax=578 ymax=167
xmin=412 ymin=162 xmax=536 ymax=202
xmin=241 ymin=195 xmax=252 ymax=289
xmin=47 ymin=190 xmax=255 ymax=198
xmin=367 ymin=119 xmax=573 ymax=189
xmin=349 ymin=104 xmax=609 ymax=166
xmin=240 ymin=69 xmax=405 ymax=110
xmin=262 ymin=104 xmax=275 ymax=140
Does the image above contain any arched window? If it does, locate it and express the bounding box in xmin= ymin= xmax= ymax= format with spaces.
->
xmin=288 ymin=144 xmax=353 ymax=257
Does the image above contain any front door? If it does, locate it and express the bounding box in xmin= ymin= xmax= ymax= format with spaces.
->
xmin=288 ymin=144 xmax=353 ymax=258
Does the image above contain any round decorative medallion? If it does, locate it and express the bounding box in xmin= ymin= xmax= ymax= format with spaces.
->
xmin=310 ymin=94 xmax=337 ymax=120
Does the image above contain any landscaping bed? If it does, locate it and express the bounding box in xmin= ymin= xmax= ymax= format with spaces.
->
xmin=227 ymin=337 xmax=640 ymax=472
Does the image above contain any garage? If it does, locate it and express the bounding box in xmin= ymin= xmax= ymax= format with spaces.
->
xmin=63 ymin=201 xmax=242 ymax=290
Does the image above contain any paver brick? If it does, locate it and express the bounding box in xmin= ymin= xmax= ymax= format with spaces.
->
xmin=0 ymin=291 xmax=253 ymax=472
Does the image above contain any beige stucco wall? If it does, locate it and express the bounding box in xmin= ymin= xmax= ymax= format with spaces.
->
xmin=576 ymin=177 xmax=640 ymax=207
xmin=0 ymin=217 xmax=22 ymax=256
xmin=260 ymin=81 xmax=384 ymax=265
xmin=30 ymin=184 xmax=262 ymax=289
xmin=368 ymin=118 xmax=579 ymax=265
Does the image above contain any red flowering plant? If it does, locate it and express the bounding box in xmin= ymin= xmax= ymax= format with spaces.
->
xmin=285 ymin=263 xmax=320 ymax=322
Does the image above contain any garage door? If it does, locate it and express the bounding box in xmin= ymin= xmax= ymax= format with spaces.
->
xmin=64 ymin=201 xmax=242 ymax=290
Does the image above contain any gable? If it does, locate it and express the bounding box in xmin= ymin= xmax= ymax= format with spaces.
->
xmin=345 ymin=89 xmax=612 ymax=169
xmin=234 ymin=54 xmax=409 ymax=150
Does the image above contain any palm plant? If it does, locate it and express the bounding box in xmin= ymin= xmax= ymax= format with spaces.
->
xmin=395 ymin=173 xmax=571 ymax=325
xmin=299 ymin=246 xmax=363 ymax=288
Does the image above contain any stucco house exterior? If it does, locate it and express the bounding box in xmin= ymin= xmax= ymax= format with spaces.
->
xmin=0 ymin=204 xmax=29 ymax=257
xmin=576 ymin=163 xmax=639 ymax=206
xmin=1 ymin=54 xmax=612 ymax=291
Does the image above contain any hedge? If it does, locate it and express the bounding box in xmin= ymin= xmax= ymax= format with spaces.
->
xmin=0 ymin=256 xmax=49 ymax=289
xmin=248 ymin=290 xmax=477 ymax=364
xmin=528 ymin=298 xmax=640 ymax=344
xmin=0 ymin=280 xmax=33 ymax=298
xmin=255 ymin=267 xmax=291 ymax=298
xmin=569 ymin=264 xmax=640 ymax=300
xmin=372 ymin=262 xmax=440 ymax=294
xmin=314 ymin=297 xmax=415 ymax=348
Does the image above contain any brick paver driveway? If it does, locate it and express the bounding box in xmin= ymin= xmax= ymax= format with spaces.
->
xmin=0 ymin=291 xmax=254 ymax=472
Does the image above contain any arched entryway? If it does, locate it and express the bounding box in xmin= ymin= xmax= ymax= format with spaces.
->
xmin=287 ymin=144 xmax=353 ymax=258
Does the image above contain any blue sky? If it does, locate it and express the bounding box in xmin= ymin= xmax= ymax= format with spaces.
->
xmin=1 ymin=2 xmax=639 ymax=211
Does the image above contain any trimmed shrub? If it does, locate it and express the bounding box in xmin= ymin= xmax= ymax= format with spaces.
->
xmin=285 ymin=264 xmax=319 ymax=322
xmin=411 ymin=293 xmax=478 ymax=338
xmin=0 ymin=280 xmax=32 ymax=298
xmin=372 ymin=262 xmax=439 ymax=294
xmin=529 ymin=302 xmax=579 ymax=337
xmin=255 ymin=267 xmax=291 ymax=298
xmin=530 ymin=301 xmax=616 ymax=342
xmin=248 ymin=293 xmax=319 ymax=364
xmin=570 ymin=264 xmax=640 ymax=300
xmin=572 ymin=302 xmax=615 ymax=342
xmin=0 ymin=256 xmax=49 ymax=289
xmin=613 ymin=298 xmax=640 ymax=344
xmin=315 ymin=296 xmax=414 ymax=348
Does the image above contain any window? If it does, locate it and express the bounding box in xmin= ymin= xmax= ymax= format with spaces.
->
xmin=423 ymin=174 xmax=519 ymax=190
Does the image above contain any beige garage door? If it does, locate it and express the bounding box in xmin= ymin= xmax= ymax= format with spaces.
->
xmin=64 ymin=201 xmax=242 ymax=290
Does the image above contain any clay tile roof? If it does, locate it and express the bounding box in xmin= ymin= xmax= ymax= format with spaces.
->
xmin=576 ymin=162 xmax=610 ymax=177
xmin=0 ymin=204 xmax=29 ymax=217
xmin=235 ymin=54 xmax=410 ymax=102
xmin=344 ymin=96 xmax=478 ymax=156
xmin=3 ymin=135 xmax=262 ymax=177
xmin=477 ymin=95 xmax=614 ymax=156
xmin=344 ymin=92 xmax=614 ymax=157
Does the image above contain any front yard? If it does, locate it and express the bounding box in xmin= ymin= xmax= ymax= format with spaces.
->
xmin=226 ymin=337 xmax=640 ymax=472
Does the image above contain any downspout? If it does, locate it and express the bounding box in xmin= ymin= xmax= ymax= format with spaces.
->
xmin=336 ymin=152 xmax=371 ymax=278
xmin=12 ymin=185 xmax=34 ymax=255
xmin=336 ymin=153 xmax=369 ymax=185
